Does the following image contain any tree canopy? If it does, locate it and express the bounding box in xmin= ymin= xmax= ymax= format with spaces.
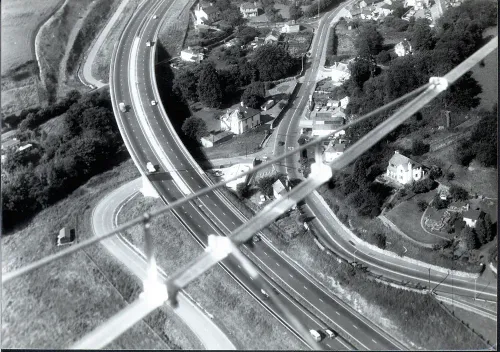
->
xmin=354 ymin=23 xmax=384 ymax=57
xmin=197 ymin=63 xmax=224 ymax=108
xmin=182 ymin=116 xmax=209 ymax=141
xmin=252 ymin=45 xmax=298 ymax=81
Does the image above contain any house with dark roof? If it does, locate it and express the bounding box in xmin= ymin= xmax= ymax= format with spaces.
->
xmin=265 ymin=29 xmax=281 ymax=44
xmin=386 ymin=150 xmax=426 ymax=185
xmin=220 ymin=102 xmax=261 ymax=134
xmin=300 ymin=108 xmax=346 ymax=137
xmin=463 ymin=209 xmax=484 ymax=228
xmin=200 ymin=131 xmax=233 ymax=148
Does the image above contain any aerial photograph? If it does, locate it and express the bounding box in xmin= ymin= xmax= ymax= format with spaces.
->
xmin=1 ymin=0 xmax=497 ymax=349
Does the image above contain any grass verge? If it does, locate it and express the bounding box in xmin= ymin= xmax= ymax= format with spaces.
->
xmin=212 ymin=184 xmax=489 ymax=349
xmin=204 ymin=126 xmax=269 ymax=159
xmin=2 ymin=159 xmax=200 ymax=349
xmin=116 ymin=192 xmax=306 ymax=350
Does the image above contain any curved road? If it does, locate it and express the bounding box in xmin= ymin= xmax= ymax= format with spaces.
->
xmin=108 ymin=0 xmax=402 ymax=349
xmin=92 ymin=177 xmax=236 ymax=350
xmin=273 ymin=1 xmax=497 ymax=303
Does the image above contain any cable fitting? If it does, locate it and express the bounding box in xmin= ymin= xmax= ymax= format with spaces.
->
xmin=429 ymin=77 xmax=449 ymax=93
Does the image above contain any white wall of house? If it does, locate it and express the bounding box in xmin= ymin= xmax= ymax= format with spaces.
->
xmin=464 ymin=218 xmax=477 ymax=228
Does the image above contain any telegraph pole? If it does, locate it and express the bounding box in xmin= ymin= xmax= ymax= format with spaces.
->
xmin=428 ymin=268 xmax=431 ymax=293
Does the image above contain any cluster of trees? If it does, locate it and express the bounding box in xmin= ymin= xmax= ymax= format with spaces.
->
xmin=173 ymin=45 xmax=298 ymax=107
xmin=432 ymin=184 xmax=469 ymax=210
xmin=261 ymin=0 xmax=284 ymax=22
xmin=181 ymin=116 xmax=208 ymax=141
xmin=3 ymin=90 xmax=82 ymax=131
xmin=455 ymin=108 xmax=497 ymax=167
xmin=213 ymin=0 xmax=244 ymax=27
xmin=2 ymin=90 xmax=123 ymax=232
xmin=304 ymin=0 xmax=341 ymax=17
xmin=460 ymin=214 xmax=494 ymax=250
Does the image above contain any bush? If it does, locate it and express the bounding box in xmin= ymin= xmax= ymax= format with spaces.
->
xmin=417 ymin=200 xmax=428 ymax=212
xmin=236 ymin=183 xmax=251 ymax=198
xmin=375 ymin=50 xmax=391 ymax=65
xmin=433 ymin=194 xmax=449 ymax=210
xmin=411 ymin=139 xmax=430 ymax=156
xmin=449 ymin=185 xmax=469 ymax=201
xmin=446 ymin=172 xmax=455 ymax=181
xmin=411 ymin=178 xmax=436 ymax=193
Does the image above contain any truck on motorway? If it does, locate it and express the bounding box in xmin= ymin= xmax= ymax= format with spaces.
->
xmin=119 ymin=102 xmax=127 ymax=112
xmin=309 ymin=329 xmax=322 ymax=342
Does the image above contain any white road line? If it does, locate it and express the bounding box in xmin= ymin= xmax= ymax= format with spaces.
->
xmin=304 ymin=286 xmax=308 ymax=290
xmin=352 ymin=325 xmax=358 ymax=329
xmin=372 ymin=339 xmax=377 ymax=343
xmin=276 ymin=262 xmax=280 ymax=267
xmin=289 ymin=274 xmax=294 ymax=278
xmin=319 ymin=298 xmax=323 ymax=302
xmin=335 ymin=311 xmax=340 ymax=315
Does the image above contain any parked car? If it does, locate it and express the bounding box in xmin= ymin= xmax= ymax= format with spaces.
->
xmin=151 ymin=100 xmax=157 ymax=106
xmin=325 ymin=329 xmax=337 ymax=339
xmin=146 ymin=41 xmax=153 ymax=47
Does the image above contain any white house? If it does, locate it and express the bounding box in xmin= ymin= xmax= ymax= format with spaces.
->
xmin=194 ymin=3 xmax=221 ymax=25
xmin=282 ymin=20 xmax=300 ymax=33
xmin=240 ymin=1 xmax=260 ymax=17
xmin=404 ymin=0 xmax=429 ymax=9
xmin=358 ymin=0 xmax=379 ymax=8
xmin=57 ymin=227 xmax=75 ymax=247
xmin=340 ymin=96 xmax=350 ymax=109
xmin=220 ymin=103 xmax=261 ymax=135
xmin=272 ymin=179 xmax=288 ymax=199
xmin=386 ymin=150 xmax=425 ymax=185
xmin=463 ymin=209 xmax=484 ymax=228
xmin=360 ymin=7 xmax=374 ymax=19
xmin=374 ymin=3 xmax=393 ymax=17
xmin=327 ymin=99 xmax=340 ymax=108
xmin=330 ymin=62 xmax=351 ymax=82
xmin=395 ymin=39 xmax=412 ymax=57
xmin=17 ymin=144 xmax=32 ymax=152
xmin=180 ymin=47 xmax=204 ymax=62
xmin=323 ymin=142 xmax=346 ymax=163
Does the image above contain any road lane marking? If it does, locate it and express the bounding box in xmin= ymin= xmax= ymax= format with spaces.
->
xmin=352 ymin=324 xmax=358 ymax=329
xmin=319 ymin=298 xmax=323 ymax=302
xmin=335 ymin=311 xmax=340 ymax=315
xmin=304 ymin=286 xmax=308 ymax=290
xmin=289 ymin=274 xmax=293 ymax=278
xmin=372 ymin=339 xmax=377 ymax=343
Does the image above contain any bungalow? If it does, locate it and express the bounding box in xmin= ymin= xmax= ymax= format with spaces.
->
xmin=463 ymin=209 xmax=484 ymax=228
xmin=200 ymin=131 xmax=233 ymax=148
xmin=220 ymin=102 xmax=261 ymax=135
xmin=261 ymin=99 xmax=275 ymax=111
xmin=265 ymin=29 xmax=281 ymax=44
xmin=360 ymin=7 xmax=374 ymax=19
xmin=324 ymin=142 xmax=346 ymax=163
xmin=194 ymin=3 xmax=221 ymax=25
xmin=240 ymin=1 xmax=260 ymax=18
xmin=272 ymin=179 xmax=288 ymax=199
xmin=395 ymin=38 xmax=412 ymax=57
xmin=358 ymin=0 xmax=379 ymax=8
xmin=57 ymin=227 xmax=76 ymax=247
xmin=327 ymin=99 xmax=340 ymax=108
xmin=330 ymin=62 xmax=350 ymax=82
xmin=180 ymin=46 xmax=204 ymax=62
xmin=282 ymin=20 xmax=301 ymax=33
xmin=386 ymin=150 xmax=426 ymax=185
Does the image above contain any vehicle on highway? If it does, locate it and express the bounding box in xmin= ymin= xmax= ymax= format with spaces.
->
xmin=146 ymin=41 xmax=153 ymax=47
xmin=325 ymin=329 xmax=337 ymax=339
xmin=309 ymin=329 xmax=322 ymax=342
xmin=252 ymin=235 xmax=261 ymax=243
xmin=213 ymin=170 xmax=223 ymax=177
xmin=146 ymin=162 xmax=159 ymax=173
xmin=119 ymin=102 xmax=127 ymax=112
xmin=151 ymin=100 xmax=157 ymax=106
xmin=260 ymin=289 xmax=269 ymax=299
xmin=152 ymin=14 xmax=158 ymax=19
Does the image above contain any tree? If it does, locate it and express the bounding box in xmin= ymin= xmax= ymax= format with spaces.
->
xmin=181 ymin=117 xmax=209 ymax=140
xmin=354 ymin=24 xmax=383 ymax=57
xmin=432 ymin=193 xmax=448 ymax=209
xmin=173 ymin=69 xmax=199 ymax=102
xmin=417 ymin=200 xmax=428 ymax=212
xmin=375 ymin=50 xmax=391 ymax=65
xmin=428 ymin=165 xmax=443 ymax=180
xmin=253 ymin=45 xmax=297 ymax=81
xmin=370 ymin=232 xmax=386 ymax=249
xmin=197 ymin=64 xmax=223 ymax=108
xmin=461 ymin=226 xmax=478 ymax=250
xmin=475 ymin=214 xmax=494 ymax=245
xmin=449 ymin=185 xmax=469 ymax=202
xmin=236 ymin=183 xmax=251 ymax=198
xmin=242 ymin=81 xmax=265 ymax=108
xmin=257 ymin=175 xmax=278 ymax=197
xmin=289 ymin=4 xmax=303 ymax=20
xmin=348 ymin=57 xmax=375 ymax=89
xmin=411 ymin=18 xmax=435 ymax=51
xmin=411 ymin=139 xmax=430 ymax=156
xmin=235 ymin=26 xmax=260 ymax=45
xmin=446 ymin=172 xmax=455 ymax=181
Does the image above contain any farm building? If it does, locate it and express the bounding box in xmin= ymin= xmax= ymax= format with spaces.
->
xmin=200 ymin=131 xmax=233 ymax=148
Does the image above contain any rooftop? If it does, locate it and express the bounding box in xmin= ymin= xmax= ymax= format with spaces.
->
xmin=463 ymin=209 xmax=483 ymax=221
xmin=388 ymin=151 xmax=422 ymax=171
xmin=272 ymin=179 xmax=287 ymax=196
xmin=240 ymin=2 xmax=259 ymax=10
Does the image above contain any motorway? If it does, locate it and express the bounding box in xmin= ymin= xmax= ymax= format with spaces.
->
xmin=109 ymin=0 xmax=403 ymax=349
xmin=272 ymin=0 xmax=497 ymax=303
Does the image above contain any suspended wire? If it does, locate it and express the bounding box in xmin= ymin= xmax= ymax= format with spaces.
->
xmin=3 ymin=36 xmax=497 ymax=350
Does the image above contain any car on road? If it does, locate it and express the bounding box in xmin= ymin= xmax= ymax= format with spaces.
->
xmin=213 ymin=170 xmax=223 ymax=177
xmin=119 ymin=102 xmax=128 ymax=112
xmin=146 ymin=41 xmax=153 ymax=47
xmin=325 ymin=329 xmax=337 ymax=339
xmin=151 ymin=100 xmax=157 ymax=106
xmin=309 ymin=329 xmax=322 ymax=342
xmin=252 ymin=235 xmax=261 ymax=243
xmin=260 ymin=289 xmax=269 ymax=299
xmin=152 ymin=14 xmax=158 ymax=19
xmin=146 ymin=162 xmax=159 ymax=173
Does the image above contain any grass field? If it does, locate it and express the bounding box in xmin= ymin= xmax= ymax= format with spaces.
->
xmin=91 ymin=0 xmax=142 ymax=83
xmin=117 ymin=190 xmax=305 ymax=350
xmin=204 ymin=126 xmax=268 ymax=159
xmin=1 ymin=78 xmax=42 ymax=115
xmin=471 ymin=26 xmax=498 ymax=110
xmin=1 ymin=159 xmax=203 ymax=349
xmin=1 ymin=0 xmax=63 ymax=76
xmin=40 ymin=113 xmax=67 ymax=136
xmin=157 ymin=0 xmax=195 ymax=57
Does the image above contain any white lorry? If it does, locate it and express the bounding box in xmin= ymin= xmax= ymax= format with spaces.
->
xmin=146 ymin=162 xmax=159 ymax=173
xmin=309 ymin=329 xmax=322 ymax=342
